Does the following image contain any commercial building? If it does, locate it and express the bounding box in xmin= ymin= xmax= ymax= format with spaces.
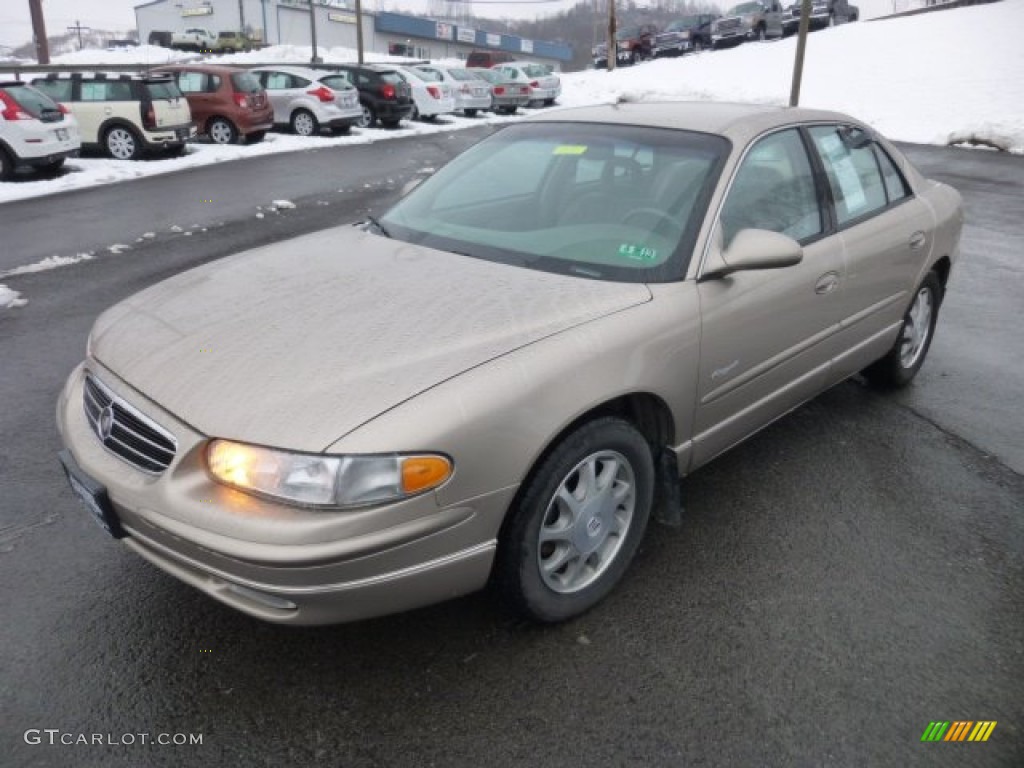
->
xmin=134 ymin=0 xmax=573 ymax=66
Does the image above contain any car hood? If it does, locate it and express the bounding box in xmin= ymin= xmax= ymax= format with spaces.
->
xmin=91 ymin=227 xmax=652 ymax=452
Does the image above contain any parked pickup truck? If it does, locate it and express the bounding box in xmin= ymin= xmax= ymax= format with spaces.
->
xmin=591 ymin=23 xmax=658 ymax=68
xmin=170 ymin=28 xmax=216 ymax=51
xmin=652 ymin=14 xmax=719 ymax=56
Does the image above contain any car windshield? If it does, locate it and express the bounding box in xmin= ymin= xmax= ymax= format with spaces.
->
xmin=447 ymin=69 xmax=479 ymax=81
xmin=320 ymin=75 xmax=354 ymax=90
xmin=616 ymin=27 xmax=640 ymax=40
xmin=379 ymin=122 xmax=728 ymax=283
xmin=231 ymin=72 xmax=262 ymax=93
xmin=728 ymin=2 xmax=763 ymax=13
xmin=471 ymin=69 xmax=502 ymax=83
xmin=668 ymin=16 xmax=700 ymax=30
xmin=414 ymin=68 xmax=443 ymax=82
xmin=522 ymin=64 xmax=551 ymax=77
xmin=400 ymin=67 xmax=429 ymax=81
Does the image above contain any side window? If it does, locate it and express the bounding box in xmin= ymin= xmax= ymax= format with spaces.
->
xmin=265 ymin=73 xmax=290 ymax=90
xmin=808 ymin=125 xmax=888 ymax=225
xmin=873 ymin=144 xmax=910 ymax=204
xmin=720 ymin=128 xmax=822 ymax=246
xmin=108 ymin=82 xmax=132 ymax=101
xmin=293 ymin=77 xmax=311 ymax=89
xmin=80 ymin=82 xmax=108 ymax=101
xmin=207 ymin=74 xmax=222 ymax=92
xmin=177 ymin=72 xmax=204 ymax=93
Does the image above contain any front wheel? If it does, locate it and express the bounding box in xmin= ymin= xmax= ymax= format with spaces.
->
xmin=246 ymin=130 xmax=266 ymax=144
xmin=464 ymin=108 xmax=478 ymax=117
xmin=494 ymin=417 xmax=654 ymax=623
xmin=356 ymin=104 xmax=375 ymax=129
xmin=863 ymin=271 xmax=942 ymax=389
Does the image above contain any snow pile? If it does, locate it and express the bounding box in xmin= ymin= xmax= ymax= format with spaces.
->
xmin=215 ymin=44 xmax=430 ymax=67
xmin=559 ymin=0 xmax=1024 ymax=152
xmin=0 ymin=284 xmax=27 ymax=309
xmin=48 ymin=44 xmax=196 ymax=66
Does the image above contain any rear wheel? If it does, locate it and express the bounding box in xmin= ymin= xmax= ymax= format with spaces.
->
xmin=104 ymin=125 xmax=142 ymax=160
xmin=290 ymin=109 xmax=319 ymax=137
xmin=863 ymin=272 xmax=942 ymax=389
xmin=246 ymin=130 xmax=266 ymax=144
xmin=495 ymin=417 xmax=654 ymax=623
xmin=42 ymin=158 xmax=65 ymax=172
xmin=464 ymin=108 xmax=478 ymax=117
xmin=757 ymin=25 xmax=767 ymax=41
xmin=381 ymin=119 xmax=401 ymax=129
xmin=207 ymin=116 xmax=238 ymax=144
xmin=694 ymin=40 xmax=704 ymax=52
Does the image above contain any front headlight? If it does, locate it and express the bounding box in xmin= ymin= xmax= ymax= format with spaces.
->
xmin=206 ymin=439 xmax=453 ymax=508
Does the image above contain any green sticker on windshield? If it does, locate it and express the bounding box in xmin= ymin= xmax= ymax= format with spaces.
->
xmin=618 ymin=243 xmax=658 ymax=262
xmin=553 ymin=145 xmax=588 ymax=155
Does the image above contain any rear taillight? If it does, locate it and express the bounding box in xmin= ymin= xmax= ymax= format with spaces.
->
xmin=0 ymin=91 xmax=32 ymax=121
xmin=530 ymin=80 xmax=540 ymax=88
xmin=141 ymin=103 xmax=157 ymax=130
xmin=379 ymin=83 xmax=396 ymax=100
xmin=307 ymin=86 xmax=335 ymax=102
xmin=426 ymin=85 xmax=441 ymax=99
xmin=57 ymin=103 xmax=71 ymax=115
xmin=493 ymin=86 xmax=505 ymax=95
xmin=233 ymin=92 xmax=249 ymax=108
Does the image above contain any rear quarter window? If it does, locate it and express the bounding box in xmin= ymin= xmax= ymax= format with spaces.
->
xmin=1 ymin=85 xmax=60 ymax=117
xmin=145 ymin=81 xmax=182 ymax=100
xmin=230 ymin=72 xmax=263 ymax=93
xmin=29 ymin=80 xmax=73 ymax=102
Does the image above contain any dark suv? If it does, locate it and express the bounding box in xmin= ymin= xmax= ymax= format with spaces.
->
xmin=333 ymin=64 xmax=415 ymax=128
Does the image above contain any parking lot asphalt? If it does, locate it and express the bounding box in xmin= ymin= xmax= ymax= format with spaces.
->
xmin=0 ymin=133 xmax=1022 ymax=767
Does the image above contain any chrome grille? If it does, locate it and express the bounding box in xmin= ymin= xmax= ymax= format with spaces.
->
xmin=83 ymin=373 xmax=177 ymax=474
xmin=718 ymin=17 xmax=742 ymax=32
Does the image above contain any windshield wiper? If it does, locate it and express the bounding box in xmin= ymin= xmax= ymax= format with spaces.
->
xmin=364 ymin=216 xmax=391 ymax=238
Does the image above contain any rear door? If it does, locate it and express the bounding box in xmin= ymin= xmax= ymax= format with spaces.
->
xmin=692 ymin=127 xmax=843 ymax=467
xmin=172 ymin=70 xmax=214 ymax=129
xmin=806 ymin=124 xmax=935 ymax=379
xmin=145 ymin=79 xmax=189 ymax=130
xmin=257 ymin=71 xmax=296 ymax=123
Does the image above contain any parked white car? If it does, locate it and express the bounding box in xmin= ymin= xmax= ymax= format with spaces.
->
xmin=494 ymin=62 xmax=562 ymax=106
xmin=393 ymin=67 xmax=456 ymax=121
xmin=0 ymin=80 xmax=80 ymax=179
xmin=414 ymin=65 xmax=491 ymax=116
xmin=250 ymin=66 xmax=362 ymax=136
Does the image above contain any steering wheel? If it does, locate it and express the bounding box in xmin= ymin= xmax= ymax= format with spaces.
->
xmin=621 ymin=207 xmax=678 ymax=234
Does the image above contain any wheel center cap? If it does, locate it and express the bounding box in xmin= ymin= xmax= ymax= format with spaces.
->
xmin=586 ymin=516 xmax=603 ymax=538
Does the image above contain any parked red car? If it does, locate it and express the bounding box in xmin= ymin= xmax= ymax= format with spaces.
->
xmin=151 ymin=64 xmax=273 ymax=144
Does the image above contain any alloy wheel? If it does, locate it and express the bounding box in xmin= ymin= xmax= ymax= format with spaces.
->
xmin=899 ymin=286 xmax=934 ymax=369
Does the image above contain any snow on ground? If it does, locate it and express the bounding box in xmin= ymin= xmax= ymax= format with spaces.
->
xmin=0 ymin=0 xmax=1020 ymax=209
xmin=0 ymin=284 xmax=28 ymax=308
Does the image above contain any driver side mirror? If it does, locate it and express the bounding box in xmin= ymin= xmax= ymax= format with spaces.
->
xmin=702 ymin=228 xmax=803 ymax=280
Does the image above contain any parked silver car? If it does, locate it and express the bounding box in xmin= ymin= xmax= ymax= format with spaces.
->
xmin=414 ymin=65 xmax=491 ymax=116
xmin=57 ymin=103 xmax=962 ymax=625
xmin=468 ymin=68 xmax=531 ymax=115
xmin=250 ymin=65 xmax=361 ymax=136
xmin=494 ymin=62 xmax=561 ymax=106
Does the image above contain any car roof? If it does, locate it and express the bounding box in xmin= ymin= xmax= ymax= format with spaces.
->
xmin=336 ymin=63 xmax=398 ymax=72
xmin=527 ymin=101 xmax=860 ymax=144
xmin=249 ymin=65 xmax=330 ymax=78
xmin=152 ymin=63 xmax=249 ymax=75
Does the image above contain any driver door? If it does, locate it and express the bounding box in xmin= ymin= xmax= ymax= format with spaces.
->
xmin=691 ymin=128 xmax=844 ymax=467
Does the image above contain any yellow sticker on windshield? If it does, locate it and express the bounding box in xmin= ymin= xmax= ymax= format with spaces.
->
xmin=553 ymin=145 xmax=588 ymax=155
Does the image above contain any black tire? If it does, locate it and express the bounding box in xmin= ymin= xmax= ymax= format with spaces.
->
xmin=757 ymin=25 xmax=767 ymax=41
xmin=104 ymin=125 xmax=142 ymax=160
xmin=42 ymin=158 xmax=65 ymax=173
xmin=494 ymin=417 xmax=654 ymax=623
xmin=356 ymin=104 xmax=375 ymax=129
xmin=290 ymin=108 xmax=319 ymax=137
xmin=544 ymin=98 xmax=556 ymax=106
xmin=863 ymin=271 xmax=943 ymax=389
xmin=246 ymin=130 xmax=266 ymax=144
xmin=334 ymin=124 xmax=351 ymax=135
xmin=0 ymin=147 xmax=14 ymax=181
xmin=411 ymin=105 xmax=421 ymax=121
xmin=694 ymin=40 xmax=704 ymax=52
xmin=207 ymin=116 xmax=239 ymax=144
xmin=381 ymin=119 xmax=401 ymax=129
xmin=464 ymin=108 xmax=478 ymax=117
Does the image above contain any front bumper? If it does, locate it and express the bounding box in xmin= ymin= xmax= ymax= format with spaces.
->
xmin=56 ymin=361 xmax=515 ymax=625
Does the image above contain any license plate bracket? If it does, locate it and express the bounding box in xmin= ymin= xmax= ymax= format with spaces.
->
xmin=59 ymin=450 xmax=125 ymax=539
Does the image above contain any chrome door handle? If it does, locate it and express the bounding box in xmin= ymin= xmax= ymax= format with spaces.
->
xmin=909 ymin=231 xmax=927 ymax=250
xmin=815 ymin=272 xmax=840 ymax=295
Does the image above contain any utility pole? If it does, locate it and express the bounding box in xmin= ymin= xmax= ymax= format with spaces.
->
xmin=28 ymin=0 xmax=50 ymax=64
xmin=238 ymin=0 xmax=246 ymax=32
xmin=789 ymin=0 xmax=813 ymax=106
xmin=607 ymin=0 xmax=617 ymax=72
xmin=308 ymin=0 xmax=320 ymax=63
xmin=355 ymin=0 xmax=365 ymax=64
xmin=67 ymin=20 xmax=91 ymax=50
